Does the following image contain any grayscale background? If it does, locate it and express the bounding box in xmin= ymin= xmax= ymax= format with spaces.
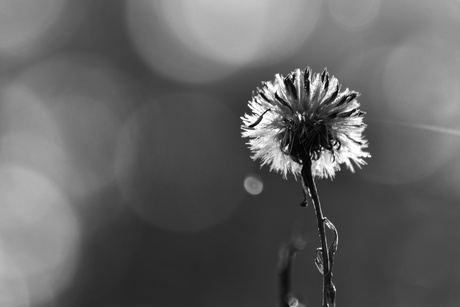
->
xmin=0 ymin=0 xmax=459 ymax=306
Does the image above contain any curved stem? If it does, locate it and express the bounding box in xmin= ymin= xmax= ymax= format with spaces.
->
xmin=301 ymin=160 xmax=330 ymax=307
xmin=278 ymin=244 xmax=292 ymax=307
xmin=278 ymin=237 xmax=304 ymax=307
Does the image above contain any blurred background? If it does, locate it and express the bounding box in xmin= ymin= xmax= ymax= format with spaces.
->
xmin=0 ymin=0 xmax=459 ymax=306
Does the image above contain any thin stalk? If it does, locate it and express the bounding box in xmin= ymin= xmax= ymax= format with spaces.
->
xmin=278 ymin=244 xmax=292 ymax=307
xmin=301 ymin=159 xmax=330 ymax=307
xmin=278 ymin=232 xmax=306 ymax=307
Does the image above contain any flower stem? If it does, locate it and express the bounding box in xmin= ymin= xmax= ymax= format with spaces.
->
xmin=301 ymin=160 xmax=332 ymax=307
xmin=278 ymin=244 xmax=292 ymax=307
xmin=278 ymin=235 xmax=305 ymax=307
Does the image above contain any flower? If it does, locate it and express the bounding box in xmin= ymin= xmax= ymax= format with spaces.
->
xmin=241 ymin=67 xmax=370 ymax=179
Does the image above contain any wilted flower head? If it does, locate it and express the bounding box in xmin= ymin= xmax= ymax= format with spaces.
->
xmin=241 ymin=67 xmax=370 ymax=179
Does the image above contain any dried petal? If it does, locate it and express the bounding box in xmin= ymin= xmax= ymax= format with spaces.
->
xmin=241 ymin=67 xmax=370 ymax=179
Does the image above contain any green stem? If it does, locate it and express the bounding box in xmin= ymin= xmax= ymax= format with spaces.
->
xmin=301 ymin=160 xmax=330 ymax=307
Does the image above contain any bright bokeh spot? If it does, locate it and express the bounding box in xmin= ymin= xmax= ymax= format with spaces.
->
xmin=383 ymin=38 xmax=460 ymax=127
xmin=336 ymin=43 xmax=460 ymax=185
xmin=328 ymin=0 xmax=381 ymax=30
xmin=1 ymin=56 xmax=129 ymax=197
xmin=50 ymin=95 xmax=125 ymax=196
xmin=349 ymin=34 xmax=460 ymax=185
xmin=0 ymin=0 xmax=72 ymax=58
xmin=0 ymin=163 xmax=79 ymax=306
xmin=126 ymin=0 xmax=320 ymax=83
xmin=115 ymin=93 xmax=252 ymax=232
xmin=0 ymin=259 xmax=29 ymax=307
xmin=166 ymin=0 xmax=266 ymax=64
xmin=244 ymin=174 xmax=264 ymax=195
xmin=361 ymin=36 xmax=460 ymax=184
xmin=0 ymin=79 xmax=69 ymax=189
xmin=0 ymin=54 xmax=138 ymax=303
xmin=162 ymin=0 xmax=320 ymax=65
xmin=0 ymin=258 xmax=29 ymax=307
xmin=125 ymin=0 xmax=234 ymax=84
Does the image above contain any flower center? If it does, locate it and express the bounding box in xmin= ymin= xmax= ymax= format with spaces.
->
xmin=279 ymin=114 xmax=340 ymax=163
